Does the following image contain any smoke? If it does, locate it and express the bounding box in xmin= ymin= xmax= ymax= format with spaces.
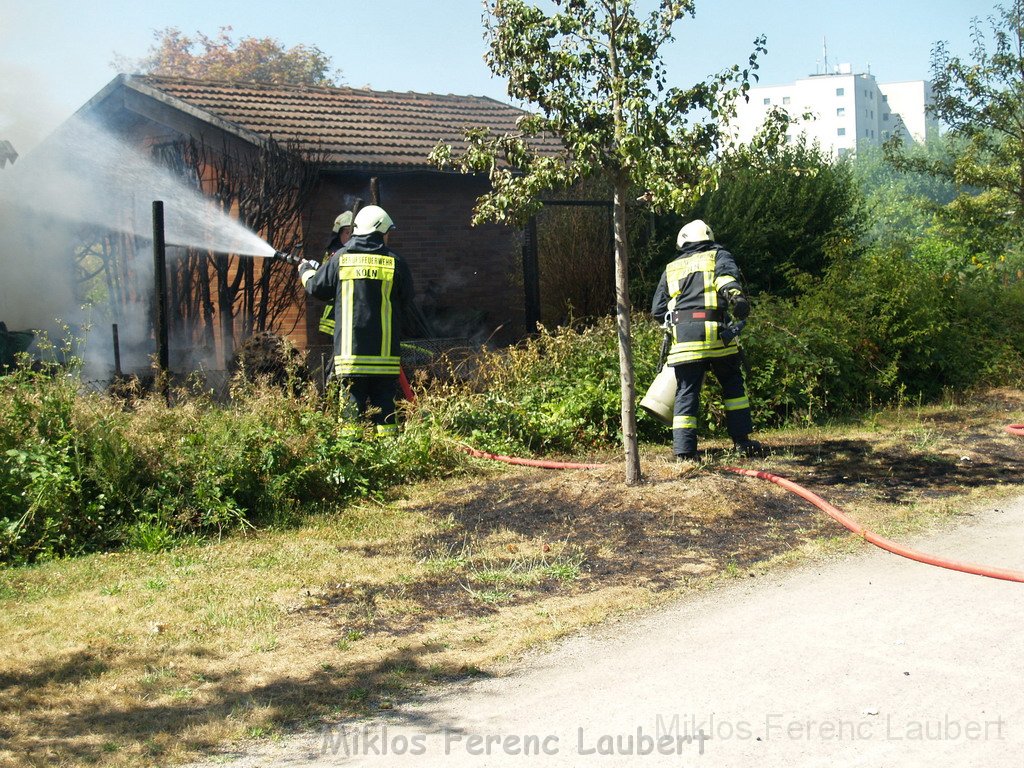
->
xmin=0 ymin=59 xmax=63 ymax=158
xmin=0 ymin=114 xmax=276 ymax=376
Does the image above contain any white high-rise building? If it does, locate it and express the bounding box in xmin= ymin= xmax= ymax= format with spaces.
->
xmin=730 ymin=66 xmax=937 ymax=158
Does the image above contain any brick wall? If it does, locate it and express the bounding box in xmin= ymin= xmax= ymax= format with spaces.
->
xmin=293 ymin=172 xmax=525 ymax=348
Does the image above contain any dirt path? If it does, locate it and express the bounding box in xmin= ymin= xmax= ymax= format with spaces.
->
xmin=191 ymin=495 xmax=1024 ymax=767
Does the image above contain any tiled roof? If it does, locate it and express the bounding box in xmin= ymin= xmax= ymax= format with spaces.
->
xmin=126 ymin=75 xmax=548 ymax=170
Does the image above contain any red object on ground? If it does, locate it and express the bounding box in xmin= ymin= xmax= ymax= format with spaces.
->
xmin=1005 ymin=424 xmax=1024 ymax=437
xmin=457 ymin=444 xmax=605 ymax=470
xmin=721 ymin=465 xmax=1024 ymax=584
xmin=398 ymin=368 xmax=416 ymax=402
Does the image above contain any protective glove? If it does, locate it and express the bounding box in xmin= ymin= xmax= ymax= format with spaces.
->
xmin=732 ymin=295 xmax=750 ymax=321
xmin=297 ymin=258 xmax=320 ymax=275
xmin=723 ymin=287 xmax=750 ymax=321
xmin=720 ymin=320 xmax=746 ymax=344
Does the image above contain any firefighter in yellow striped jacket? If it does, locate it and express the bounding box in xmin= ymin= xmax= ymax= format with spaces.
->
xmin=317 ymin=210 xmax=355 ymax=337
xmin=298 ymin=205 xmax=414 ymax=436
xmin=651 ymin=219 xmax=764 ymax=461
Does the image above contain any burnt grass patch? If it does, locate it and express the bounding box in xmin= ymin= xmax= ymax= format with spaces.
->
xmin=297 ymin=395 xmax=1024 ymax=647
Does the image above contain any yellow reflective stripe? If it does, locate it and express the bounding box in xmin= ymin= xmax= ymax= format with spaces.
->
xmin=666 ymin=346 xmax=740 ymax=364
xmin=334 ymin=355 xmax=401 ymax=365
xmin=667 ymin=253 xmax=718 ymax=305
xmin=380 ymin=276 xmax=393 ymax=358
xmin=704 ymin=268 xmax=720 ymax=309
xmin=715 ymin=276 xmax=740 ymax=293
xmin=339 ymin=254 xmax=396 ymax=269
xmin=375 ymin=424 xmax=399 ymax=436
xmin=670 ymin=338 xmax=731 ymax=352
xmin=334 ymin=355 xmax=401 ymax=375
xmin=319 ymin=304 xmax=335 ymax=334
xmin=338 ymin=264 xmax=395 ymax=281
xmin=673 ymin=415 xmax=698 ymax=429
xmin=666 ymin=260 xmax=698 ymax=286
xmin=724 ymin=396 xmax=750 ymax=411
xmin=342 ymin=280 xmax=354 ymax=358
xmin=337 ymin=364 xmax=402 ymax=375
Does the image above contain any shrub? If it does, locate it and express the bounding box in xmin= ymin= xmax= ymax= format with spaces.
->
xmin=421 ymin=316 xmax=669 ymax=455
xmin=0 ymin=364 xmax=457 ymax=565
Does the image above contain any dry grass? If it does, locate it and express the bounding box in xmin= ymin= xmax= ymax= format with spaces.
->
xmin=3 ymin=390 xmax=1024 ymax=767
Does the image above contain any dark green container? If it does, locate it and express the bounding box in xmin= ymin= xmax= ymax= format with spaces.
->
xmin=0 ymin=325 xmax=35 ymax=369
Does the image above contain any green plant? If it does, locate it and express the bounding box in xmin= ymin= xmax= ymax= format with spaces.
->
xmin=0 ymin=359 xmax=460 ymax=564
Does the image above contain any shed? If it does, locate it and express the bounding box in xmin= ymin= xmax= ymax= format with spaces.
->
xmin=74 ymin=74 xmax=542 ymax=368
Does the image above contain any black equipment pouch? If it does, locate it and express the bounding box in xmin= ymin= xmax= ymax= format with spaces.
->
xmin=670 ymin=308 xmax=724 ymax=343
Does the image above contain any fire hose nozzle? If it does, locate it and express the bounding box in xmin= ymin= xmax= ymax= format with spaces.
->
xmin=273 ymin=250 xmax=301 ymax=265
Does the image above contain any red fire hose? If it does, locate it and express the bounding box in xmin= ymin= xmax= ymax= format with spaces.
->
xmin=723 ymin=466 xmax=1024 ymax=584
xmin=457 ymin=445 xmax=605 ymax=470
xmin=400 ymin=369 xmax=1024 ymax=583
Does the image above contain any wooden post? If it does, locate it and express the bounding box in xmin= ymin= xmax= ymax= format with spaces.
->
xmin=112 ymin=323 xmax=122 ymax=377
xmin=522 ymin=214 xmax=541 ymax=332
xmin=152 ymin=201 xmax=170 ymax=405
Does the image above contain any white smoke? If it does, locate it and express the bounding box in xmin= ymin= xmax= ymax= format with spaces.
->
xmin=0 ymin=114 xmax=277 ymax=376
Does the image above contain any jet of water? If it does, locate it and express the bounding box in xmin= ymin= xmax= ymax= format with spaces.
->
xmin=0 ymin=115 xmax=275 ymax=257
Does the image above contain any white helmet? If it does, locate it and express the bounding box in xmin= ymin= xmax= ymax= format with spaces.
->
xmin=332 ymin=211 xmax=354 ymax=233
xmin=353 ymin=205 xmax=395 ymax=236
xmin=676 ymin=219 xmax=714 ymax=249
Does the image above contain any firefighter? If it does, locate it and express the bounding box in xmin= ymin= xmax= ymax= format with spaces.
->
xmin=318 ymin=211 xmax=355 ymax=337
xmin=651 ymin=219 xmax=764 ymax=461
xmin=297 ymin=205 xmax=414 ymax=437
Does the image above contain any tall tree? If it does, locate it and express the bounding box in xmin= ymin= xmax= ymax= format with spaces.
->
xmin=114 ymin=26 xmax=342 ymax=86
xmin=431 ymin=0 xmax=765 ymax=484
xmin=886 ymin=0 xmax=1024 ymax=254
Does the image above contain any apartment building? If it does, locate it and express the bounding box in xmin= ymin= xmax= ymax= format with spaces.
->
xmin=730 ymin=66 xmax=937 ymax=157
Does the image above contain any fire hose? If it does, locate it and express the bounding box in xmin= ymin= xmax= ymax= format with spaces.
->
xmin=400 ymin=370 xmax=1024 ymax=583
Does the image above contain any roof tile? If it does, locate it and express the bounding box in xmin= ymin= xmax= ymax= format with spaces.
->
xmin=130 ymin=76 xmax=553 ymax=170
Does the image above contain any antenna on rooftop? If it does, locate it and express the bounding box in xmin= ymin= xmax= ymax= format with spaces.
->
xmin=823 ymin=37 xmax=829 ymax=75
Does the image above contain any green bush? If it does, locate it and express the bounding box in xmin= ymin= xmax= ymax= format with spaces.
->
xmin=427 ymin=243 xmax=1024 ymax=452
xmin=744 ymin=247 xmax=1024 ymax=426
xmin=0 ymin=365 xmax=455 ymax=565
xmin=422 ymin=317 xmax=669 ymax=455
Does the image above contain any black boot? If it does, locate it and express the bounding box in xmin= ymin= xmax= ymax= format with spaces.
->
xmin=675 ymin=451 xmax=699 ymax=462
xmin=733 ymin=438 xmax=766 ymax=457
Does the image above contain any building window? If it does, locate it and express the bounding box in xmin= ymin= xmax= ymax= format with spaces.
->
xmin=783 ymin=96 xmax=791 ymax=105
xmin=763 ymin=97 xmax=771 ymax=105
xmin=836 ymin=87 xmax=845 ymax=96
xmin=883 ymin=113 xmax=890 ymax=121
xmin=838 ymin=128 xmax=846 ymax=136
xmin=837 ymin=107 xmax=845 ymax=117
xmin=871 ymin=110 xmax=874 ymax=119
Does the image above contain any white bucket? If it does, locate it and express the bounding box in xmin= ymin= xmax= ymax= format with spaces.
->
xmin=639 ymin=365 xmax=676 ymax=426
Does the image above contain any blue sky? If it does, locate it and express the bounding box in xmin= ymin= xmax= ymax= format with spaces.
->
xmin=1 ymin=0 xmax=993 ymax=152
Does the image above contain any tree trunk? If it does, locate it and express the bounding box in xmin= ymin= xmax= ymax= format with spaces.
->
xmin=613 ymin=179 xmax=642 ymax=485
